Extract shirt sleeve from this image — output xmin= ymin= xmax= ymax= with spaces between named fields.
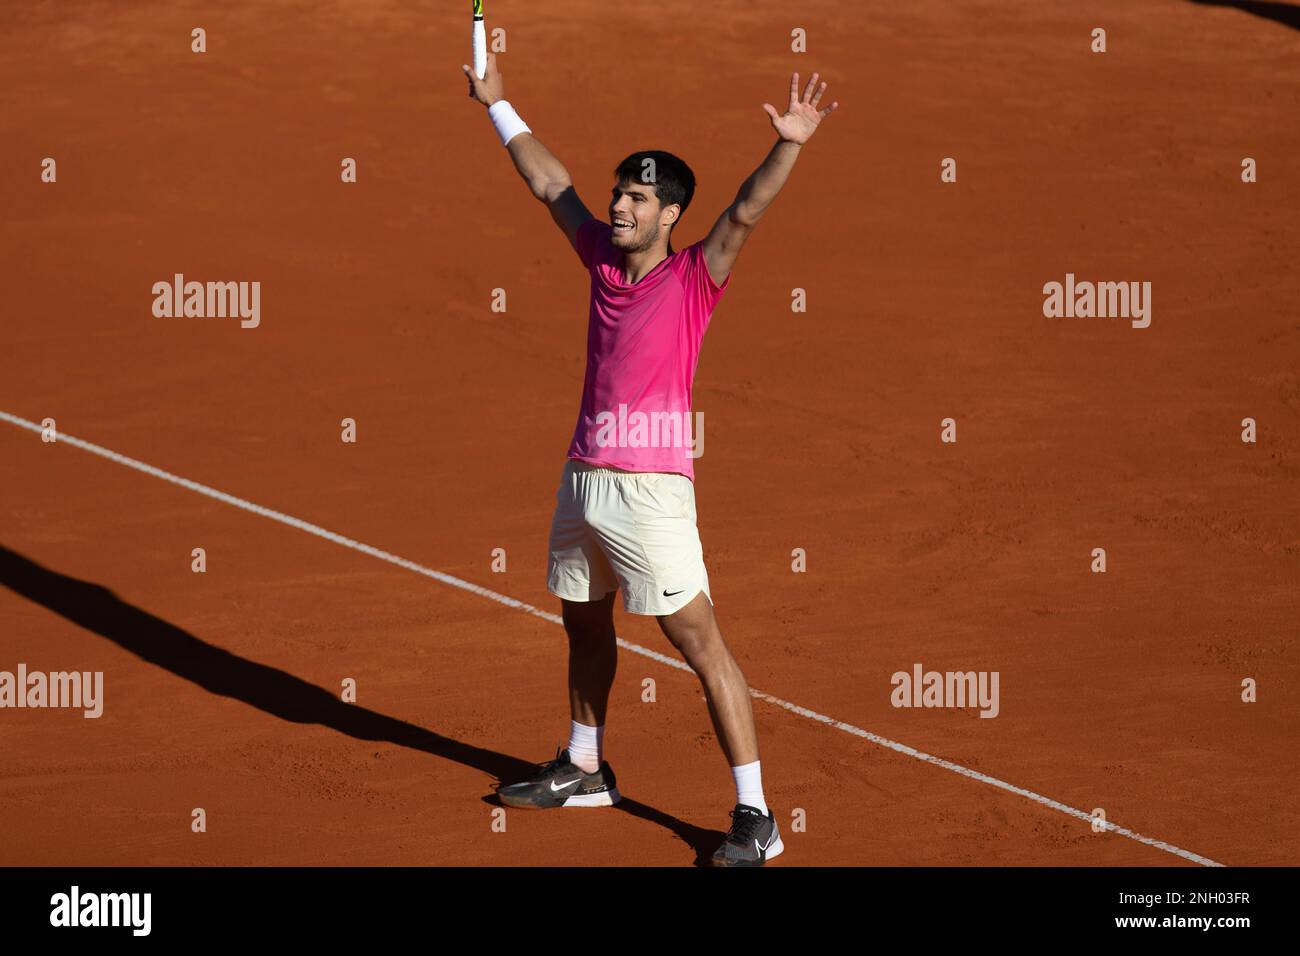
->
xmin=674 ymin=240 xmax=731 ymax=330
xmin=575 ymin=218 xmax=612 ymax=271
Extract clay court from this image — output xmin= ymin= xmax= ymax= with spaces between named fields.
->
xmin=1 ymin=0 xmax=1297 ymax=867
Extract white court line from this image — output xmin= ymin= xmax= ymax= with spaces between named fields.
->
xmin=0 ymin=410 xmax=1224 ymax=867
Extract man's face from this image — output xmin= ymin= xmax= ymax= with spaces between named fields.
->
xmin=609 ymin=179 xmax=676 ymax=252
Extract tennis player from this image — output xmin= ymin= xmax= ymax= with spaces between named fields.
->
xmin=463 ymin=52 xmax=837 ymax=866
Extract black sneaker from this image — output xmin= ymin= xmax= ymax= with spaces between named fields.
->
xmin=711 ymin=803 xmax=784 ymax=866
xmin=495 ymin=747 xmax=621 ymax=809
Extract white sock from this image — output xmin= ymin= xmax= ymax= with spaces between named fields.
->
xmin=567 ymin=720 xmax=603 ymax=773
xmin=731 ymin=760 xmax=768 ymax=815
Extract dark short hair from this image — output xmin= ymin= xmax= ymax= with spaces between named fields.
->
xmin=614 ymin=150 xmax=696 ymax=226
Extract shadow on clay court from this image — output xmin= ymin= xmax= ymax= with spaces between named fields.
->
xmin=1187 ymin=0 xmax=1300 ymax=30
xmin=0 ymin=544 xmax=724 ymax=864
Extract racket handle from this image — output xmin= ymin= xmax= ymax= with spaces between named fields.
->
xmin=472 ymin=18 xmax=487 ymax=80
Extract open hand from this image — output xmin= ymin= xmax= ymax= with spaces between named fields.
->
xmin=763 ymin=72 xmax=839 ymax=145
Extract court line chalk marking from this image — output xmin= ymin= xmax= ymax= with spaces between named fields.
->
xmin=0 ymin=410 xmax=1224 ymax=867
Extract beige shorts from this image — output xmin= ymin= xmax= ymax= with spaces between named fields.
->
xmin=547 ymin=459 xmax=711 ymax=616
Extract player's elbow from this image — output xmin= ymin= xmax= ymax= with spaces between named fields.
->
xmin=728 ymin=202 xmax=762 ymax=229
xmin=534 ymin=176 xmax=572 ymax=205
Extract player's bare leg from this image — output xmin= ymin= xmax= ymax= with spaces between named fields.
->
xmin=655 ymin=592 xmax=758 ymax=766
xmin=562 ymin=593 xmax=618 ymax=728
xmin=493 ymin=593 xmax=622 ymax=809
xmin=658 ymin=591 xmax=782 ymax=864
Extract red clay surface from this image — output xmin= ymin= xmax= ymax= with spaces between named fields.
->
xmin=1 ymin=0 xmax=1297 ymax=866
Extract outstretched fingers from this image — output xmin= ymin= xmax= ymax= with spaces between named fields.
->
xmin=776 ymin=71 xmax=841 ymax=131
xmin=802 ymin=72 xmax=820 ymax=104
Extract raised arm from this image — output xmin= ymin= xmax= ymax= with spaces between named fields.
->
xmin=463 ymin=54 xmax=593 ymax=252
xmin=702 ymin=72 xmax=839 ymax=286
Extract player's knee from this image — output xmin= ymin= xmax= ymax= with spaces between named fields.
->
xmin=562 ymin=600 xmax=614 ymax=644
xmin=564 ymin=620 xmax=609 ymax=645
xmin=661 ymin=621 xmax=714 ymax=661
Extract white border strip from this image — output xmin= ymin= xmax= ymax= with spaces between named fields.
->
xmin=0 ymin=410 xmax=1224 ymax=867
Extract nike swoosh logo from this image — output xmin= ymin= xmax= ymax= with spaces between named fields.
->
xmin=550 ymin=778 xmax=582 ymax=792
xmin=663 ymin=589 xmax=684 ymax=597
xmin=755 ymin=832 xmax=775 ymax=854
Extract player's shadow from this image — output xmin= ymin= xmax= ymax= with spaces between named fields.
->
xmin=1187 ymin=0 xmax=1300 ymax=30
xmin=478 ymin=793 xmax=722 ymax=866
xmin=0 ymin=544 xmax=722 ymax=865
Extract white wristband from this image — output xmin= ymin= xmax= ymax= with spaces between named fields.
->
xmin=488 ymin=100 xmax=531 ymax=147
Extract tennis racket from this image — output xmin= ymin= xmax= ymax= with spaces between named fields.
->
xmin=472 ymin=0 xmax=487 ymax=80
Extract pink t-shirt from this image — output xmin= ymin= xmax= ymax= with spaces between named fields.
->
xmin=566 ymin=218 xmax=730 ymax=481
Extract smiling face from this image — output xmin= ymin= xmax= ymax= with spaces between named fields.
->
xmin=609 ymin=178 xmax=679 ymax=253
